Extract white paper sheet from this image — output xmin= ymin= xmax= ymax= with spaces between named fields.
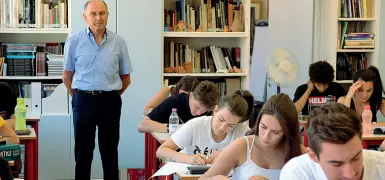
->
xmin=151 ymin=162 xmax=191 ymax=177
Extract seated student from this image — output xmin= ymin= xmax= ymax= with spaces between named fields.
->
xmin=0 ymin=116 xmax=19 ymax=144
xmin=0 ymin=157 xmax=14 ymax=180
xmin=156 ymin=90 xmax=254 ymax=165
xmin=0 ymin=82 xmax=16 ymax=130
xmin=279 ymin=103 xmax=385 ymax=180
xmin=143 ymin=76 xmax=199 ymax=115
xmin=138 ymin=80 xmax=219 ymax=133
xmin=199 ymin=93 xmax=304 ymax=180
xmin=293 ymin=61 xmax=345 ymax=115
xmin=338 ymin=66 xmax=385 ymax=122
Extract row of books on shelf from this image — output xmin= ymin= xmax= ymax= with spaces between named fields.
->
xmin=164 ymin=0 xmax=243 ymax=32
xmin=0 ymin=0 xmax=68 ymax=28
xmin=338 ymin=21 xmax=374 ymax=49
xmin=336 ymin=52 xmax=367 ymax=80
xmin=0 ymin=42 xmax=64 ymax=76
xmin=164 ymin=42 xmax=241 ymax=74
xmin=340 ymin=0 xmax=373 ymax=18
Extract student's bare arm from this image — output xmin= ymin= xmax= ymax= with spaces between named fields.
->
xmin=156 ymin=138 xmax=192 ymax=164
xmin=143 ymin=87 xmax=170 ymax=115
xmin=337 ymin=96 xmax=352 ymax=108
xmin=199 ymin=137 xmax=248 ymax=180
xmin=0 ymin=124 xmax=19 ymax=144
xmin=137 ymin=116 xmax=168 ymax=133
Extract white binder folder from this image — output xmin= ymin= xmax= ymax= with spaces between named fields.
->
xmin=29 ymin=82 xmax=42 ymax=119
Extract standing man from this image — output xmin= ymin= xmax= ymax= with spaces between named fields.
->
xmin=62 ymin=0 xmax=133 ymax=179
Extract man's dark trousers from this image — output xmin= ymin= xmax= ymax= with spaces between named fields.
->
xmin=72 ymin=90 xmax=122 ymax=180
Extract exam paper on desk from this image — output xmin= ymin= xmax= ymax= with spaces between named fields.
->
xmin=151 ymin=162 xmax=211 ymax=177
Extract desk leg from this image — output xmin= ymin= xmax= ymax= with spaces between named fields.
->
xmin=145 ymin=133 xmax=151 ymax=179
xmin=151 ymin=136 xmax=159 ymax=176
xmin=27 ymin=121 xmax=39 ymax=180
xmin=362 ymin=140 xmax=368 ymax=149
xmin=22 ymin=140 xmax=35 ymax=180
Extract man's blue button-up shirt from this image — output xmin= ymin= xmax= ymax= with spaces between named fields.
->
xmin=63 ymin=28 xmax=133 ymax=91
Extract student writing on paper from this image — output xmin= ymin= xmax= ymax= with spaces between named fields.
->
xmin=199 ymin=94 xmax=305 ymax=180
xmin=293 ymin=61 xmax=345 ymax=116
xmin=156 ymin=90 xmax=254 ymax=165
xmin=337 ymin=66 xmax=385 ymax=123
xmin=143 ymin=76 xmax=199 ymax=115
xmin=138 ymin=81 xmax=219 ymax=133
xmin=279 ymin=103 xmax=385 ymax=180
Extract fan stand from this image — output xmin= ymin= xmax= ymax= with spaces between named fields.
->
xmin=275 ymin=60 xmax=291 ymax=94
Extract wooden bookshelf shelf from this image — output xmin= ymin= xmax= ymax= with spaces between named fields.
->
xmin=0 ymin=28 xmax=69 ymax=34
xmin=337 ymin=18 xmax=376 ymax=21
xmin=163 ymin=32 xmax=248 ymax=38
xmin=0 ymin=76 xmax=62 ymax=80
xmin=163 ymin=73 xmax=248 ymax=77
xmin=337 ymin=49 xmax=375 ymax=53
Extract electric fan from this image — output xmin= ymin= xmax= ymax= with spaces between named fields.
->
xmin=266 ymin=48 xmax=300 ymax=94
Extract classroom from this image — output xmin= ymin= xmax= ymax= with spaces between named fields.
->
xmin=1 ymin=0 xmax=385 ymax=179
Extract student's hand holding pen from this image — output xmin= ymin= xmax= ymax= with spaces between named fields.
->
xmin=187 ymin=153 xmax=207 ymax=165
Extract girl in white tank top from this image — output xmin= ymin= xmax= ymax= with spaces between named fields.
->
xmin=231 ymin=135 xmax=281 ymax=180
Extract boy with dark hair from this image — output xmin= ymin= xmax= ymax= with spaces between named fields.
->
xmin=293 ymin=61 xmax=346 ymax=115
xmin=280 ymin=103 xmax=385 ymax=180
xmin=138 ymin=80 xmax=219 ymax=133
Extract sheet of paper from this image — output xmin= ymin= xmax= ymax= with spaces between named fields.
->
xmin=151 ymin=162 xmax=191 ymax=177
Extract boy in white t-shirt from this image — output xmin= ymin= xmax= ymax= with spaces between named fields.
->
xmin=280 ymin=103 xmax=385 ymax=180
xmin=156 ymin=90 xmax=254 ymax=165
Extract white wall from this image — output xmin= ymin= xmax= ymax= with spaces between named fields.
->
xmin=116 ymin=0 xmax=163 ymax=168
xmin=267 ymin=0 xmax=314 ymax=98
xmin=376 ymin=0 xmax=385 ymax=122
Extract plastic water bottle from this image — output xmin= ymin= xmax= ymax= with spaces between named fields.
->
xmin=169 ymin=108 xmax=180 ymax=135
xmin=362 ymin=105 xmax=373 ymax=135
xmin=14 ymin=98 xmax=27 ymax=131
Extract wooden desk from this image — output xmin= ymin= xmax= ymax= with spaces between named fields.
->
xmin=176 ymin=171 xmax=200 ymax=180
xmin=19 ymin=127 xmax=38 ymax=180
xmin=304 ymin=122 xmax=385 ymax=149
xmin=151 ymin=132 xmax=169 ymax=144
xmin=362 ymin=134 xmax=385 ymax=149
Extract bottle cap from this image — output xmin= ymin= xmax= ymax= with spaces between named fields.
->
xmin=172 ymin=108 xmax=177 ymax=112
xmin=17 ymin=98 xmax=24 ymax=104
xmin=364 ymin=105 xmax=370 ymax=110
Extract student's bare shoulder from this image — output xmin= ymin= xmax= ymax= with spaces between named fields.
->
xmin=337 ymin=96 xmax=346 ymax=103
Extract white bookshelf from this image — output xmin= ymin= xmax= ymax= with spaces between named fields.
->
xmin=0 ymin=28 xmax=70 ymax=34
xmin=162 ymin=0 xmax=251 ymax=91
xmin=0 ymin=0 xmax=71 ymax=79
xmin=321 ymin=0 xmax=380 ymax=83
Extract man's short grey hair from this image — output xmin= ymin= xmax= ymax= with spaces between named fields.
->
xmin=84 ymin=0 xmax=108 ymax=11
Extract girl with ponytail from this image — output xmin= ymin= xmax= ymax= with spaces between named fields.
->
xmin=337 ymin=66 xmax=385 ymax=122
